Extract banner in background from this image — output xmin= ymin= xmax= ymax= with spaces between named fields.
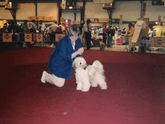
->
xmin=27 ymin=16 xmax=36 ymax=21
xmin=37 ymin=34 xmax=43 ymax=42
xmin=45 ymin=16 xmax=54 ymax=21
xmin=3 ymin=33 xmax=12 ymax=42
xmin=56 ymin=34 xmax=66 ymax=42
xmin=94 ymin=18 xmax=99 ymax=23
xmin=25 ymin=33 xmax=32 ymax=42
xmin=35 ymin=16 xmax=45 ymax=21
xmin=27 ymin=16 xmax=54 ymax=21
xmin=99 ymin=18 xmax=109 ymax=23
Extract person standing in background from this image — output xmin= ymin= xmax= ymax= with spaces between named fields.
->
xmin=38 ymin=20 xmax=46 ymax=33
xmin=62 ymin=23 xmax=68 ymax=34
xmin=29 ymin=19 xmax=37 ymax=33
xmin=103 ymin=24 xmax=107 ymax=45
xmin=8 ymin=20 xmax=15 ymax=33
xmin=125 ymin=22 xmax=134 ymax=44
xmin=2 ymin=23 xmax=8 ymax=32
xmin=19 ymin=20 xmax=29 ymax=42
xmin=125 ymin=22 xmax=135 ymax=52
xmin=82 ymin=19 xmax=92 ymax=50
xmin=49 ymin=21 xmax=58 ymax=33
xmin=22 ymin=20 xmax=29 ymax=33
xmin=107 ymin=25 xmax=115 ymax=47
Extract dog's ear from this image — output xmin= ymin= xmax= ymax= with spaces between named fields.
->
xmin=82 ymin=60 xmax=87 ymax=70
xmin=84 ymin=66 xmax=87 ymax=70
xmin=72 ymin=63 xmax=77 ymax=69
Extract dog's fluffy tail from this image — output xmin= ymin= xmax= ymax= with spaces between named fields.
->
xmin=92 ymin=60 xmax=104 ymax=74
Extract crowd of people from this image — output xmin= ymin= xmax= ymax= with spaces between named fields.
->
xmin=0 ymin=20 xmax=68 ymax=35
xmin=85 ymin=22 xmax=135 ymax=50
xmin=0 ymin=19 xmax=69 ymax=44
xmin=0 ymin=19 xmax=137 ymax=52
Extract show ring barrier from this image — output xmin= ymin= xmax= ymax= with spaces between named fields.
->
xmin=1 ymin=33 xmax=85 ymax=49
xmin=3 ymin=33 xmax=12 ymax=42
xmin=55 ymin=34 xmax=66 ymax=42
xmin=25 ymin=33 xmax=32 ymax=42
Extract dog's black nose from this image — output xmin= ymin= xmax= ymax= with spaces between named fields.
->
xmin=80 ymin=62 xmax=82 ymax=65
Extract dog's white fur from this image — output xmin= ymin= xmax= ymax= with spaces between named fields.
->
xmin=72 ymin=57 xmax=107 ymax=92
xmin=87 ymin=60 xmax=107 ymax=90
xmin=72 ymin=57 xmax=90 ymax=92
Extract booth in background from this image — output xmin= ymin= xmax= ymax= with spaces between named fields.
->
xmin=151 ymin=37 xmax=165 ymax=47
xmin=129 ymin=37 xmax=141 ymax=46
xmin=137 ymin=18 xmax=149 ymax=36
xmin=153 ymin=26 xmax=162 ymax=37
xmin=116 ymin=37 xmax=124 ymax=45
xmin=131 ymin=21 xmax=146 ymax=44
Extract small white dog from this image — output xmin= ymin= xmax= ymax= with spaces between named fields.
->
xmin=72 ymin=57 xmax=107 ymax=92
xmin=86 ymin=60 xmax=107 ymax=90
xmin=72 ymin=57 xmax=91 ymax=92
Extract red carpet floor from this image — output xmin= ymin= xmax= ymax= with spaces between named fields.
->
xmin=0 ymin=47 xmax=165 ymax=124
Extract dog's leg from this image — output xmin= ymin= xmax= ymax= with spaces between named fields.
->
xmin=76 ymin=82 xmax=83 ymax=90
xmin=99 ymin=80 xmax=108 ymax=90
xmin=82 ymin=83 xmax=90 ymax=92
xmin=95 ymin=74 xmax=107 ymax=90
xmin=91 ymin=81 xmax=98 ymax=87
xmin=82 ymin=79 xmax=90 ymax=92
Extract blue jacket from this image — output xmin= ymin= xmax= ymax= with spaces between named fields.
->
xmin=48 ymin=35 xmax=82 ymax=80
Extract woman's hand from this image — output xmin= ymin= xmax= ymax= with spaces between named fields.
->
xmin=71 ymin=47 xmax=84 ymax=59
xmin=77 ymin=48 xmax=84 ymax=55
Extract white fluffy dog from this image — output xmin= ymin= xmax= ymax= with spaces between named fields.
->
xmin=72 ymin=57 xmax=107 ymax=92
xmin=72 ymin=57 xmax=91 ymax=92
xmin=86 ymin=60 xmax=107 ymax=90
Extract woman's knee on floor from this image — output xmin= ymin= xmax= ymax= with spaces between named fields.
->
xmin=56 ymin=81 xmax=65 ymax=87
xmin=52 ymin=75 xmax=65 ymax=87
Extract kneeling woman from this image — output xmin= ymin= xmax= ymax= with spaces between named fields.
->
xmin=41 ymin=24 xmax=84 ymax=87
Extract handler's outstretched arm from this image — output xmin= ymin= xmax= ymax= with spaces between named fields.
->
xmin=71 ymin=47 xmax=84 ymax=59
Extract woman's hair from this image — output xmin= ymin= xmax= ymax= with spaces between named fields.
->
xmin=68 ymin=24 xmax=80 ymax=37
